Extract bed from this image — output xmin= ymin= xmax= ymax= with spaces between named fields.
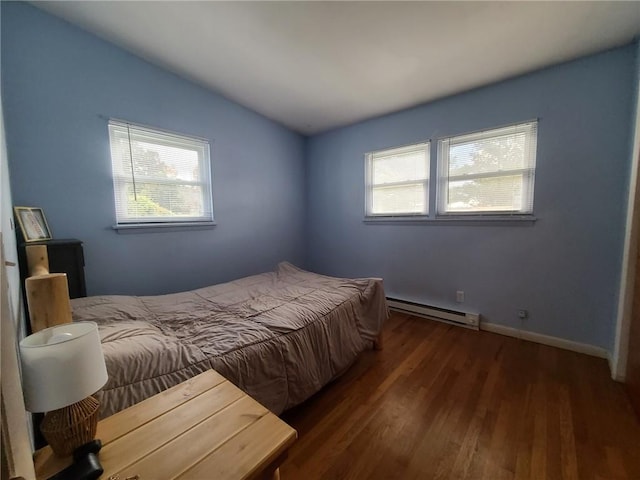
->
xmin=68 ymin=262 xmax=388 ymax=418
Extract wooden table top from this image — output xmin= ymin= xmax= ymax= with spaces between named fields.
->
xmin=34 ymin=370 xmax=298 ymax=480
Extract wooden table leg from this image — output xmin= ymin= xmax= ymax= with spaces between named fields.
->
xmin=260 ymin=453 xmax=287 ymax=479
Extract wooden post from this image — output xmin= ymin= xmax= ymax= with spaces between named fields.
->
xmin=26 ymin=245 xmax=49 ymax=277
xmin=24 ymin=245 xmax=72 ymax=333
xmin=25 ymin=274 xmax=72 ymax=333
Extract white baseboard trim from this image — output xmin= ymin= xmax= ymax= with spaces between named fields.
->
xmin=480 ymin=321 xmax=608 ymax=359
xmin=608 ymin=351 xmax=626 ymax=382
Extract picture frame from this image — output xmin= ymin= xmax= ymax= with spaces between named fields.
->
xmin=14 ymin=206 xmax=52 ymax=242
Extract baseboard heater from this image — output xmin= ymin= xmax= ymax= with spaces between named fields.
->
xmin=386 ymin=297 xmax=480 ymax=330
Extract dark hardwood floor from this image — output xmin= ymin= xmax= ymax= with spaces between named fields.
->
xmin=280 ymin=312 xmax=640 ymax=479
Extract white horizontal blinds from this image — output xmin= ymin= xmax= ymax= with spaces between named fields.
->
xmin=367 ymin=142 xmax=430 ymax=216
xmin=109 ymin=121 xmax=213 ymax=224
xmin=438 ymin=121 xmax=537 ymax=215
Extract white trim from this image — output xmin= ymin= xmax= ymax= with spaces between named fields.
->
xmin=364 ymin=142 xmax=430 ymax=217
xmin=436 ymin=120 xmax=537 ymax=216
xmin=108 ymin=120 xmax=214 ymax=227
xmin=113 ymin=221 xmax=216 ymax=230
xmin=436 ymin=117 xmax=540 ymax=143
xmin=106 ymin=117 xmax=210 ymax=143
xmin=480 ymin=321 xmax=608 ymax=359
xmin=612 ymin=66 xmax=640 ymax=382
xmin=363 ymin=216 xmax=536 ymax=225
xmin=608 ymin=352 xmax=625 ymax=382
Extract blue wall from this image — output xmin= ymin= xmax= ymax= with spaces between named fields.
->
xmin=1 ymin=2 xmax=306 ymax=295
xmin=305 ymin=45 xmax=637 ymax=349
xmin=3 ymin=3 xmax=638 ymax=350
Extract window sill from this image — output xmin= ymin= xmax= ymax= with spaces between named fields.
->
xmin=112 ymin=221 xmax=217 ymax=233
xmin=363 ymin=216 xmax=537 ymax=226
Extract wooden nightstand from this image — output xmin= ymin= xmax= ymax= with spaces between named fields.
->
xmin=33 ymin=370 xmax=297 ymax=479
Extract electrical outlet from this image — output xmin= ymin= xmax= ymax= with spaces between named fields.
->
xmin=456 ymin=290 xmax=465 ymax=303
xmin=517 ymin=309 xmax=528 ymax=319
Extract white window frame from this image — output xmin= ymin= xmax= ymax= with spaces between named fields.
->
xmin=108 ymin=120 xmax=214 ymax=228
xmin=437 ymin=121 xmax=537 ymax=217
xmin=365 ymin=142 xmax=430 ymax=218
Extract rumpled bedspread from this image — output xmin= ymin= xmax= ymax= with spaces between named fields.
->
xmin=71 ymin=262 xmax=388 ymax=418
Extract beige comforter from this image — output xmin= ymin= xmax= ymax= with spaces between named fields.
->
xmin=71 ymin=263 xmax=387 ymax=418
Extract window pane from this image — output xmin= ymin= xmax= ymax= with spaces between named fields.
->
xmin=372 ymin=184 xmax=426 ymax=215
xmin=373 ymin=150 xmax=427 ymax=184
xmin=124 ymin=182 xmax=205 ymax=218
xmin=446 ymin=175 xmax=524 ymax=212
xmin=438 ymin=121 xmax=537 ymax=216
xmin=109 ymin=120 xmax=213 ymax=225
xmin=132 ymin=142 xmax=200 ymax=182
xmin=366 ymin=142 xmax=430 ymax=217
xmin=449 ymin=132 xmax=528 ymax=177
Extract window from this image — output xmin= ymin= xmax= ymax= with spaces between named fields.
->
xmin=365 ymin=143 xmax=430 ymax=217
xmin=108 ymin=120 xmax=213 ymax=226
xmin=437 ymin=121 xmax=537 ymax=216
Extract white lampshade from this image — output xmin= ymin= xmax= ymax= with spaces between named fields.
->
xmin=19 ymin=322 xmax=108 ymax=413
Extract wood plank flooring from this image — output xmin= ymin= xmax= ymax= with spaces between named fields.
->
xmin=280 ymin=312 xmax=640 ymax=479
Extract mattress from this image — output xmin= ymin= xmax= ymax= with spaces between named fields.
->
xmin=71 ymin=262 xmax=388 ymax=418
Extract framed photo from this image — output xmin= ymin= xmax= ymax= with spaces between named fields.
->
xmin=14 ymin=207 xmax=52 ymax=242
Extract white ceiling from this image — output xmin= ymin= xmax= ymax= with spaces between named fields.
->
xmin=33 ymin=1 xmax=640 ymax=135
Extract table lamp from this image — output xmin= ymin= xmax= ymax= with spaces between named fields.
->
xmin=19 ymin=321 xmax=108 ymax=456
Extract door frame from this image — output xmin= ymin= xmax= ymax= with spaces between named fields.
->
xmin=612 ymin=66 xmax=640 ymax=381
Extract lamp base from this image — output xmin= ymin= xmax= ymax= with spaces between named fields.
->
xmin=40 ymin=396 xmax=100 ymax=456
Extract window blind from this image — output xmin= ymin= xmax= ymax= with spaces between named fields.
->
xmin=366 ymin=143 xmax=430 ymax=216
xmin=437 ymin=122 xmax=537 ymax=215
xmin=108 ymin=121 xmax=213 ymax=225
